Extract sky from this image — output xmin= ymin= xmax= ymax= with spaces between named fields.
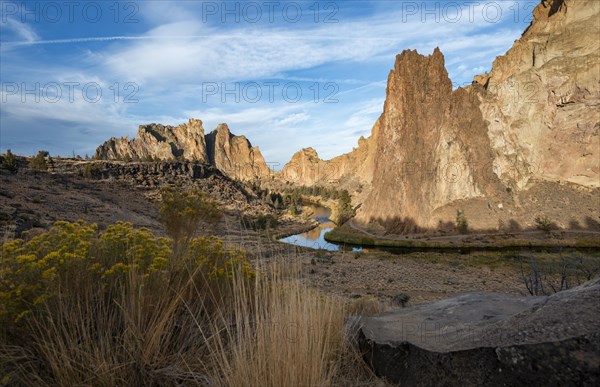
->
xmin=0 ymin=0 xmax=538 ymax=167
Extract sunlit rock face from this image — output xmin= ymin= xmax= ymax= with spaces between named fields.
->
xmin=354 ymin=48 xmax=504 ymax=232
xmin=476 ymin=0 xmax=600 ymax=189
xmin=96 ymin=119 xmax=209 ymax=163
xmin=353 ymin=0 xmax=600 ymax=233
xmin=205 ymin=123 xmax=271 ymax=181
xmin=281 ymin=118 xmax=379 ymax=188
xmin=95 ymin=119 xmax=271 ymax=181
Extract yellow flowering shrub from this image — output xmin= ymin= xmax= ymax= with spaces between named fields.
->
xmin=186 ymin=236 xmax=255 ymax=281
xmin=0 ymin=221 xmax=254 ymax=325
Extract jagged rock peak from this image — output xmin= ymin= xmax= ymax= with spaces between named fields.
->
xmin=95 ymin=119 xmax=270 ymax=181
xmin=353 ymin=0 xmax=599 ymax=234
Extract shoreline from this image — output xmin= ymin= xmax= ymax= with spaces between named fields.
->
xmin=325 ymin=222 xmax=600 ymax=251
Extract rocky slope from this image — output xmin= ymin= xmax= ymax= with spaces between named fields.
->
xmin=0 ymin=157 xmax=274 ymax=241
xmin=96 ymin=119 xmax=270 ymax=181
xmin=352 ymin=0 xmax=600 ymax=234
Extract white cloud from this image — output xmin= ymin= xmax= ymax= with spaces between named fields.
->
xmin=1 ymin=18 xmax=38 ymax=42
xmin=276 ymin=113 xmax=311 ymax=126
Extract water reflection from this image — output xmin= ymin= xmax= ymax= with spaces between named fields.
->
xmin=278 ymin=204 xmax=361 ymax=251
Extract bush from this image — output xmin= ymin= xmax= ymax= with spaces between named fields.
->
xmin=158 ymin=187 xmax=222 ymax=244
xmin=82 ymin=163 xmax=101 ymax=178
xmin=2 ymin=149 xmax=18 ymax=173
xmin=0 ymin=221 xmax=256 ymax=385
xmin=391 ymin=293 xmax=410 ymax=308
xmin=519 ymin=252 xmax=600 ymax=296
xmin=456 ymin=210 xmax=468 ymax=234
xmin=240 ymin=213 xmax=278 ymax=230
xmin=0 ymin=221 xmax=363 ymax=386
xmin=534 ymin=215 xmax=556 ymax=232
xmin=29 ymin=150 xmax=49 ymax=171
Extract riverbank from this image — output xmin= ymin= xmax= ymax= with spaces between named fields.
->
xmin=325 ymin=222 xmax=600 ymax=250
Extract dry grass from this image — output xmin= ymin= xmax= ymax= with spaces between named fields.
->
xmin=347 ymin=296 xmax=387 ymax=317
xmin=208 ymin=260 xmax=346 ymax=386
xmin=1 ymin=226 xmax=376 ymax=386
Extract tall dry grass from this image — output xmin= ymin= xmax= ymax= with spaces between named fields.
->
xmin=1 ymin=222 xmax=372 ymax=386
xmin=208 ymin=260 xmax=346 ymax=386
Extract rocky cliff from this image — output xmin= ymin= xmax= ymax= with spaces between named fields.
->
xmin=281 ymin=118 xmax=379 ymax=189
xmin=353 ymin=0 xmax=600 ymax=234
xmin=205 ymin=123 xmax=271 ymax=181
xmin=96 ymin=119 xmax=270 ymax=181
xmin=476 ymin=0 xmax=599 ymax=189
xmin=96 ymin=119 xmax=208 ymax=163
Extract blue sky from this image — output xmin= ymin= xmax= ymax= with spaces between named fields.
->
xmin=1 ymin=0 xmax=537 ymax=166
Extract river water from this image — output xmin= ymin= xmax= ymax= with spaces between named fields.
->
xmin=278 ymin=204 xmax=361 ymax=251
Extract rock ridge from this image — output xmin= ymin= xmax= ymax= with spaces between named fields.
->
xmin=95 ymin=119 xmax=271 ymax=181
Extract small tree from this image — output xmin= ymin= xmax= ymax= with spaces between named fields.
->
xmin=29 ymin=151 xmax=49 ymax=171
xmin=158 ymin=187 xmax=222 ymax=249
xmin=332 ymin=190 xmax=353 ymax=225
xmin=2 ymin=149 xmax=18 ymax=173
xmin=456 ymin=210 xmax=468 ymax=234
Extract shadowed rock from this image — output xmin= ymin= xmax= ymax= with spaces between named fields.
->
xmin=354 ymin=278 xmax=600 ymax=386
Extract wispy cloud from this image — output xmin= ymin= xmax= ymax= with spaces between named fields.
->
xmin=1 ymin=17 xmax=38 ymax=43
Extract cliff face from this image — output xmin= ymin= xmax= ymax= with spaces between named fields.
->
xmin=476 ymin=0 xmax=600 ymax=189
xmin=96 ymin=119 xmax=270 ymax=181
xmin=354 ymin=0 xmax=600 ymax=233
xmin=96 ymin=119 xmax=209 ymax=163
xmin=205 ymin=124 xmax=271 ymax=181
xmin=281 ymin=118 xmax=379 ymax=188
xmin=355 ymin=49 xmax=505 ymax=231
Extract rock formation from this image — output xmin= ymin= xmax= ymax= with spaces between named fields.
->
xmin=354 ymin=278 xmax=600 ymax=386
xmin=96 ymin=119 xmax=271 ymax=181
xmin=205 ymin=123 xmax=271 ymax=182
xmin=96 ymin=119 xmax=208 ymax=163
xmin=476 ymin=0 xmax=600 ymax=189
xmin=281 ymin=118 xmax=379 ymax=188
xmin=351 ymin=0 xmax=600 ymax=233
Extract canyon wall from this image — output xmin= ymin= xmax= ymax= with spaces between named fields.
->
xmin=475 ymin=0 xmax=599 ymax=189
xmin=96 ymin=119 xmax=270 ymax=181
xmin=353 ymin=0 xmax=599 ymax=233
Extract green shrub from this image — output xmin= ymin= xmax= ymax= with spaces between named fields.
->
xmin=535 ymin=215 xmax=556 ymax=232
xmin=158 ymin=187 xmax=222 ymax=243
xmin=29 ymin=151 xmax=49 ymax=171
xmin=456 ymin=210 xmax=468 ymax=234
xmin=331 ymin=190 xmax=353 ymax=225
xmin=2 ymin=149 xmax=18 ymax=173
xmin=0 ymin=220 xmax=257 ymax=385
xmin=82 ymin=163 xmax=101 ymax=178
xmin=240 ymin=213 xmax=278 ymax=230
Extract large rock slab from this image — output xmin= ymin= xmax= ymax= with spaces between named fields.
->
xmin=355 ymin=279 xmax=600 ymax=386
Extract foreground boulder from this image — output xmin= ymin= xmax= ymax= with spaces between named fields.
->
xmin=355 ymin=279 xmax=600 ymax=386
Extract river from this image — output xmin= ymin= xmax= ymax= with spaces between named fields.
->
xmin=278 ymin=204 xmax=362 ymax=251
